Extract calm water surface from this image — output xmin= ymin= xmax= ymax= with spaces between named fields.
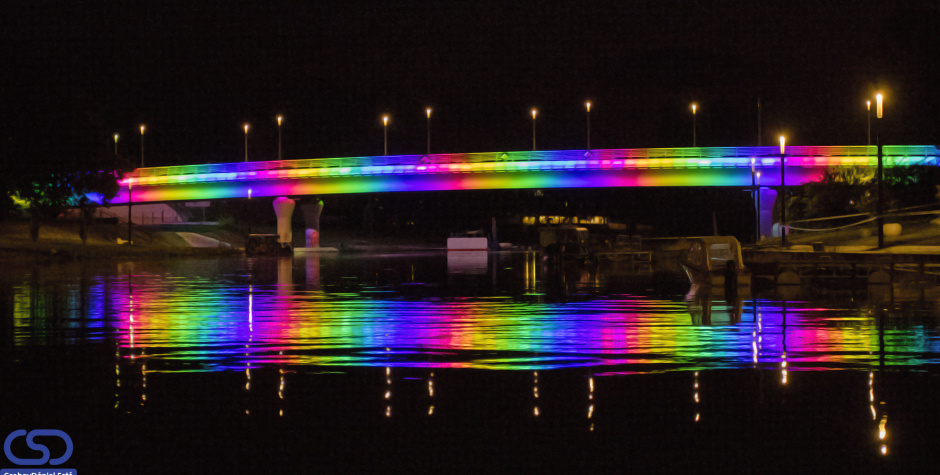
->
xmin=2 ymin=252 xmax=940 ymax=472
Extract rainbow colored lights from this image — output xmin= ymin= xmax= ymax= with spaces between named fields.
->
xmin=9 ymin=262 xmax=939 ymax=372
xmin=111 ymin=145 xmax=940 ymax=203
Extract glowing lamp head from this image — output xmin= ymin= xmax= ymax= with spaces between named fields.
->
xmin=248 ymin=188 xmax=252 ymax=199
xmin=691 ymin=103 xmax=697 ymax=114
xmin=140 ymin=125 xmax=145 ymax=135
xmin=531 ymin=108 xmax=537 ymax=119
xmin=426 ymin=108 xmax=431 ymax=119
xmin=277 ymin=115 xmax=283 ymax=126
xmin=585 ymin=101 xmax=591 ymax=112
xmin=383 ymin=115 xmax=389 ymax=126
xmin=876 ymin=93 xmax=883 ymax=119
xmin=867 ymin=100 xmax=871 ymax=111
xmin=244 ymin=123 xmax=250 ymax=134
xmin=779 ymin=135 xmax=786 ymax=155
xmin=114 ymin=133 xmax=119 ymax=143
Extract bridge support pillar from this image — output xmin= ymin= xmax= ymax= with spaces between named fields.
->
xmin=301 ymin=198 xmax=324 ymax=248
xmin=757 ymin=188 xmax=777 ymax=241
xmin=273 ymin=197 xmax=296 ymax=246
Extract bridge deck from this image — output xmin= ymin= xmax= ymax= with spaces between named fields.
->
xmin=112 ymin=145 xmax=939 ymax=203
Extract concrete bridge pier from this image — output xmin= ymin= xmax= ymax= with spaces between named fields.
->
xmin=301 ymin=198 xmax=324 ymax=248
xmin=757 ymin=188 xmax=777 ymax=241
xmin=273 ymin=197 xmax=296 ymax=247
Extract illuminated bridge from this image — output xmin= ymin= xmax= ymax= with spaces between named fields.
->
xmin=114 ymin=145 xmax=939 ymax=204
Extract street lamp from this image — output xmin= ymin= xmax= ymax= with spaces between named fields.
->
xmin=243 ymin=123 xmax=250 ymax=162
xmin=585 ymin=101 xmax=591 ymax=150
xmin=691 ymin=103 xmax=697 ymax=147
xmin=866 ymin=100 xmax=871 ymax=146
xmin=382 ymin=115 xmax=389 ymax=155
xmin=779 ymin=135 xmax=787 ymax=247
xmin=114 ymin=133 xmax=119 ymax=156
xmin=756 ymin=171 xmax=762 ymax=242
xmin=277 ymin=115 xmax=283 ymax=160
xmin=426 ymin=108 xmax=432 ymax=155
xmin=531 ymin=108 xmax=538 ymax=151
xmin=139 ymin=125 xmax=145 ymax=168
xmin=876 ymin=93 xmax=884 ymax=249
xmin=247 ymin=188 xmax=253 ymax=235
xmin=751 ymin=158 xmax=757 ymax=242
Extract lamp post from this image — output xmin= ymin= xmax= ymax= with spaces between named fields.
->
xmin=243 ymin=123 xmax=250 ymax=162
xmin=114 ymin=133 xmax=119 ymax=156
xmin=277 ymin=115 xmax=283 ymax=160
xmin=247 ymin=188 xmax=252 ymax=235
xmin=756 ymin=171 xmax=762 ymax=242
xmin=426 ymin=108 xmax=432 ymax=155
xmin=585 ymin=101 xmax=591 ymax=150
xmin=866 ymin=100 xmax=871 ymax=146
xmin=691 ymin=103 xmax=697 ymax=147
xmin=383 ymin=115 xmax=389 ymax=155
xmin=531 ymin=108 xmax=538 ymax=151
xmin=751 ymin=158 xmax=757 ymax=242
xmin=127 ymin=182 xmax=133 ymax=245
xmin=139 ymin=125 xmax=145 ymax=168
xmin=876 ymin=93 xmax=884 ymax=249
xmin=779 ymin=135 xmax=787 ymax=248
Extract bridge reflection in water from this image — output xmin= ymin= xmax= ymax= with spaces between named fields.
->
xmin=6 ymin=253 xmax=940 ymax=468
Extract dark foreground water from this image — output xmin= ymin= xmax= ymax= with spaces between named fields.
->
xmin=2 ymin=252 xmax=940 ymax=473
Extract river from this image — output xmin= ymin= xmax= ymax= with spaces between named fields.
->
xmin=2 ymin=252 xmax=939 ymax=472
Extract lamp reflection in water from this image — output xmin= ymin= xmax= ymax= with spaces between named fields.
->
xmin=279 ymin=350 xmax=286 ymax=418
xmin=587 ymin=375 xmax=594 ymax=431
xmin=752 ymin=299 xmax=762 ymax=366
xmin=428 ymin=371 xmax=435 ymax=416
xmin=245 ymin=282 xmax=253 ymax=415
xmin=878 ymin=405 xmax=888 ymax=455
xmin=693 ymin=371 xmax=700 ymax=423
xmin=871 ymin=373 xmax=888 ymax=456
xmin=533 ymin=371 xmax=539 ymax=417
xmin=385 ymin=365 xmax=392 ymax=418
xmin=781 ymin=300 xmax=788 ymax=385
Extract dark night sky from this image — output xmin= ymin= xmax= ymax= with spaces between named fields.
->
xmin=3 ymin=0 xmax=940 ymax=169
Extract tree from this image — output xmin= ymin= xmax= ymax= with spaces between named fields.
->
xmin=779 ymin=164 xmax=940 ymax=225
xmin=1 ymin=90 xmax=127 ymax=240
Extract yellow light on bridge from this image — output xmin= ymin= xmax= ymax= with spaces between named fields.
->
xmin=426 ymin=108 xmax=431 ymax=119
xmin=383 ymin=115 xmax=389 ymax=126
xmin=876 ymin=93 xmax=883 ymax=119
xmin=140 ymin=125 xmax=145 ymax=135
xmin=585 ymin=101 xmax=591 ymax=112
xmin=277 ymin=115 xmax=283 ymax=126
xmin=691 ymin=103 xmax=697 ymax=114
xmin=779 ymin=135 xmax=786 ymax=155
xmin=244 ymin=123 xmax=250 ymax=134
xmin=531 ymin=108 xmax=537 ymax=119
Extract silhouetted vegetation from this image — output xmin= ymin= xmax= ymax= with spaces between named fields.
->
xmin=779 ymin=164 xmax=940 ymax=223
xmin=1 ymin=91 xmax=127 ymax=239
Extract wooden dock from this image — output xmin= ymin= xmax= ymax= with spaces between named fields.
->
xmin=744 ymin=247 xmax=940 ymax=285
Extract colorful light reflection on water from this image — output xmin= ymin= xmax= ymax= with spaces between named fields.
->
xmin=7 ymin=254 xmax=940 ymax=373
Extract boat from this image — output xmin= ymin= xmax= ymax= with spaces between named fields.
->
xmin=678 ymin=236 xmax=751 ymax=288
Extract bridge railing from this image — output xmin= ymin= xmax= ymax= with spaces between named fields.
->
xmin=122 ymin=145 xmax=938 ymax=184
